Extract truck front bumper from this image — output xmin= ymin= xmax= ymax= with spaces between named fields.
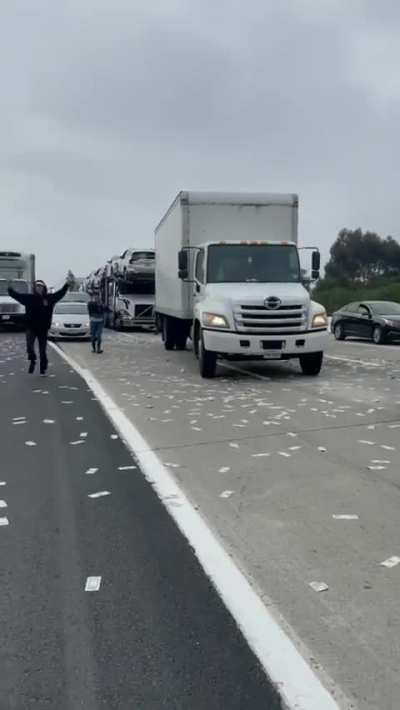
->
xmin=203 ymin=328 xmax=329 ymax=358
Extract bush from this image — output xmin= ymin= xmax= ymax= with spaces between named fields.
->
xmin=313 ymin=277 xmax=400 ymax=314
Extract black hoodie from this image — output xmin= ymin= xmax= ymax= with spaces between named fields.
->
xmin=8 ymin=283 xmax=69 ymax=331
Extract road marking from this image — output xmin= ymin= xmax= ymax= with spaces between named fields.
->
xmin=43 ymin=419 xmax=55 ymax=424
xmin=88 ymin=491 xmax=111 ymax=499
xmin=118 ymin=465 xmax=136 ymax=470
xmin=85 ymin=468 xmax=98 ymax=475
xmin=325 ymin=355 xmax=381 ymax=368
xmin=85 ymin=576 xmax=102 ymax=591
xmin=70 ymin=440 xmax=85 ymax=446
xmin=0 ymin=500 xmax=7 ymax=508
xmin=332 ymin=514 xmax=359 ymax=520
xmin=0 ymin=482 xmax=6 ymax=486
xmin=51 ymin=342 xmax=342 ymax=710
xmin=0 ymin=517 xmax=9 ymax=526
xmin=25 ymin=441 xmax=37 ymax=447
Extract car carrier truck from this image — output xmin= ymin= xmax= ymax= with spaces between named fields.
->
xmin=0 ymin=251 xmax=35 ymax=326
xmin=155 ymin=192 xmax=328 ymax=378
xmin=99 ymin=255 xmax=155 ymax=330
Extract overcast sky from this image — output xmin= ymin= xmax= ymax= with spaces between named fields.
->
xmin=1 ymin=0 xmax=399 ymax=285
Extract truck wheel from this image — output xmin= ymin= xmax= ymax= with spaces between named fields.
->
xmin=198 ymin=329 xmax=217 ymax=378
xmin=175 ymin=333 xmax=187 ymax=351
xmin=163 ymin=317 xmax=175 ymax=350
xmin=299 ymin=352 xmax=323 ymax=376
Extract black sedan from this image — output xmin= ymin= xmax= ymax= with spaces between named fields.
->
xmin=331 ymin=301 xmax=400 ymax=344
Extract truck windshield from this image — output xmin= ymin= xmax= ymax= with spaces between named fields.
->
xmin=207 ymin=244 xmax=300 ymax=283
xmin=0 ymin=280 xmax=29 ymax=295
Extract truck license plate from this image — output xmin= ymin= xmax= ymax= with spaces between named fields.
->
xmin=263 ymin=350 xmax=281 ymax=359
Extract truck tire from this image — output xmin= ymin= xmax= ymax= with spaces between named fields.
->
xmin=198 ymin=329 xmax=217 ymax=378
xmin=175 ymin=333 xmax=187 ymax=351
xmin=299 ymin=352 xmax=323 ymax=376
xmin=114 ymin=315 xmax=123 ymax=331
xmin=163 ymin=317 xmax=175 ymax=351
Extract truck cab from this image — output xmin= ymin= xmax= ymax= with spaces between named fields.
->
xmin=179 ymin=240 xmax=327 ymax=377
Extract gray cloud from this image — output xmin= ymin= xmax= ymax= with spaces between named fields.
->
xmin=1 ymin=0 xmax=400 ymax=282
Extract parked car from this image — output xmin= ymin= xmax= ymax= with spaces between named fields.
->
xmin=112 ymin=249 xmax=155 ymax=282
xmin=49 ymin=301 xmax=91 ymax=340
xmin=331 ymin=301 xmax=400 ymax=344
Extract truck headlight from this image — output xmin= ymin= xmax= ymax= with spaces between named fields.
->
xmin=53 ymin=322 xmax=60 ymax=328
xmin=202 ymin=312 xmax=229 ymax=328
xmin=312 ymin=312 xmax=328 ymax=328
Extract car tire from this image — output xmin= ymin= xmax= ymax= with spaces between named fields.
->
xmin=372 ymin=325 xmax=385 ymax=344
xmin=334 ymin=323 xmax=345 ymax=341
xmin=175 ymin=333 xmax=187 ymax=351
xmin=299 ymin=352 xmax=323 ymax=376
xmin=198 ymin=328 xmax=217 ymax=378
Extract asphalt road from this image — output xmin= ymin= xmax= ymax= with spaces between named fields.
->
xmin=0 ymin=332 xmax=279 ymax=710
xmin=58 ymin=329 xmax=400 ymax=710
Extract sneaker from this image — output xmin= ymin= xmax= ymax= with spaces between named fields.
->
xmin=28 ymin=361 xmax=36 ymax=374
xmin=97 ymin=349 xmax=103 ymax=354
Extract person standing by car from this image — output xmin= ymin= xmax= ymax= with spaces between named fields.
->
xmin=88 ymin=292 xmax=107 ymax=353
xmin=8 ymin=279 xmax=70 ymax=375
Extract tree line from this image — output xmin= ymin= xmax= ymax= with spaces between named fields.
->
xmin=314 ymin=228 xmax=400 ymax=313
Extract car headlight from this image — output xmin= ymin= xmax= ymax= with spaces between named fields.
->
xmin=202 ymin=312 xmax=229 ymax=328
xmin=384 ymin=319 xmax=400 ymax=328
xmin=52 ymin=322 xmax=60 ymax=328
xmin=312 ymin=312 xmax=328 ymax=328
xmin=84 ymin=322 xmax=90 ymax=328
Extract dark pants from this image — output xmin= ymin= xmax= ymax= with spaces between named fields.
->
xmin=26 ymin=329 xmax=48 ymax=371
xmin=90 ymin=320 xmax=104 ymax=350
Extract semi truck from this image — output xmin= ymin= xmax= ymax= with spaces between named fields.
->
xmin=155 ymin=192 xmax=328 ymax=378
xmin=98 ymin=256 xmax=155 ymax=330
xmin=0 ymin=251 xmax=35 ymax=326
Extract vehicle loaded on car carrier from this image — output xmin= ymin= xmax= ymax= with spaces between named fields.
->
xmin=0 ymin=251 xmax=35 ymax=327
xmin=155 ymin=192 xmax=329 ymax=378
xmin=99 ymin=254 xmax=155 ymax=331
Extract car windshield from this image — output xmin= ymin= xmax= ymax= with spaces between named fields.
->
xmin=130 ymin=252 xmax=155 ymax=262
xmin=369 ymin=302 xmax=400 ymax=316
xmin=207 ymin=244 xmax=300 ymax=283
xmin=54 ymin=304 xmax=88 ymax=314
xmin=0 ymin=280 xmax=29 ymax=295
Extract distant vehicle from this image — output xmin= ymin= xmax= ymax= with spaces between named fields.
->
xmin=155 ymin=191 xmax=327 ymax=378
xmin=0 ymin=251 xmax=35 ymax=326
xmin=112 ymin=249 xmax=155 ymax=283
xmin=49 ymin=301 xmax=91 ymax=340
xmin=331 ymin=301 xmax=400 ymax=344
xmin=99 ymin=265 xmax=155 ymax=331
xmin=61 ymin=292 xmax=89 ymax=304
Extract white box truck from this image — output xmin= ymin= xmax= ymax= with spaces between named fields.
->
xmin=155 ymin=192 xmax=328 ymax=378
xmin=0 ymin=251 xmax=35 ymax=326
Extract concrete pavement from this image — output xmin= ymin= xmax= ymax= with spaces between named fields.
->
xmin=59 ymin=329 xmax=400 ymax=710
xmin=0 ymin=332 xmax=279 ymax=710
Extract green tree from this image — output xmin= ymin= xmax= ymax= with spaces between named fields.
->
xmin=66 ymin=270 xmax=78 ymax=290
xmin=325 ymin=229 xmax=400 ymax=283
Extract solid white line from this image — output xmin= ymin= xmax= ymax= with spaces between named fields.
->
xmin=50 ymin=342 xmax=341 ymax=710
xmin=325 ymin=355 xmax=381 ymax=368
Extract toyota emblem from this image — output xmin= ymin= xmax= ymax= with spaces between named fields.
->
xmin=264 ymin=297 xmax=281 ymax=310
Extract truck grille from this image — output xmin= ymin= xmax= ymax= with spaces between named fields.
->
xmin=0 ymin=304 xmax=19 ymax=314
xmin=234 ymin=303 xmax=307 ymax=333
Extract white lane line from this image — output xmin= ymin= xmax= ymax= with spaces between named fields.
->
xmin=118 ymin=465 xmax=136 ymax=471
xmin=88 ymin=491 xmax=111 ymax=499
xmin=325 ymin=355 xmax=381 ymax=368
xmin=51 ymin=341 xmax=342 ymax=710
xmin=332 ymin=514 xmax=359 ymax=520
xmin=85 ymin=576 xmax=102 ymax=591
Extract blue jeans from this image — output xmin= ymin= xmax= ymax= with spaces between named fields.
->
xmin=90 ymin=320 xmax=104 ymax=350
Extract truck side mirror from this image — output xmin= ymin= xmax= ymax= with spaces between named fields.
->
xmin=178 ymin=250 xmax=188 ymax=280
xmin=311 ymin=251 xmax=320 ymax=281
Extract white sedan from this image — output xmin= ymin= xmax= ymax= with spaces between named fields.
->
xmin=112 ymin=249 xmax=155 ymax=282
xmin=49 ymin=302 xmax=91 ymax=340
